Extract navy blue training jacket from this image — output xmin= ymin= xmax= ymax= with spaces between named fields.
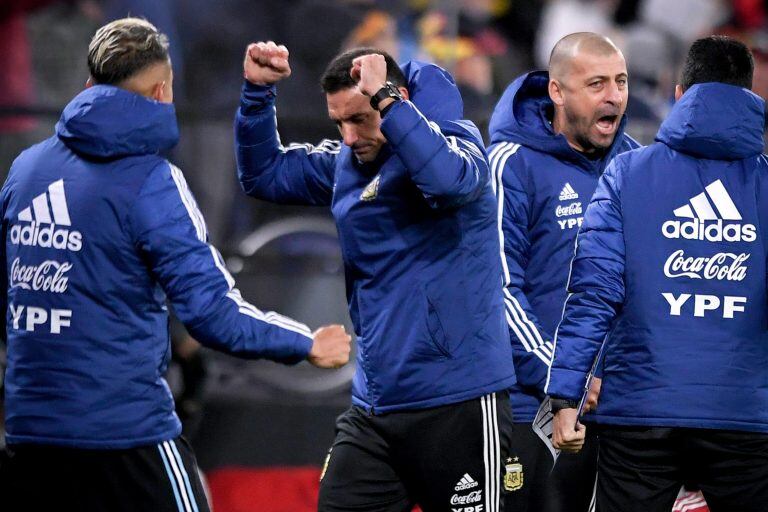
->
xmin=546 ymin=83 xmax=768 ymax=432
xmin=235 ymin=61 xmax=517 ymax=413
xmin=487 ymin=71 xmax=639 ymax=422
xmin=2 ymin=85 xmax=314 ymax=448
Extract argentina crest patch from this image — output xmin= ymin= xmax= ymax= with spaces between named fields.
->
xmin=504 ymin=457 xmax=523 ymax=491
xmin=360 ymin=174 xmax=381 ymax=201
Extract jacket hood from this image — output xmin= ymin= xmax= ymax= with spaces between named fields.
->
xmin=56 ymin=85 xmax=179 ymax=159
xmin=488 ymin=70 xmax=632 ymax=171
xmin=656 ymin=82 xmax=765 ymax=160
xmin=401 ymin=60 xmax=463 ymax=121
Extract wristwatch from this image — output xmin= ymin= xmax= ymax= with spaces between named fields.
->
xmin=550 ymin=397 xmax=580 ymax=413
xmin=370 ymin=81 xmax=403 ymax=111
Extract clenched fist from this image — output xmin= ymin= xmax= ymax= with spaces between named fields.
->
xmin=308 ymin=325 xmax=352 ymax=369
xmin=552 ymin=407 xmax=586 ymax=453
xmin=350 ymin=53 xmax=388 ymax=97
xmin=243 ymin=41 xmax=291 ymax=86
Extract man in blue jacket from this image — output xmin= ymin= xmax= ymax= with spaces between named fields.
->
xmin=548 ymin=35 xmax=768 ymax=512
xmin=488 ymin=32 xmax=638 ymax=512
xmin=0 ymin=18 xmax=352 ymax=511
xmin=237 ymin=41 xmax=517 ymax=511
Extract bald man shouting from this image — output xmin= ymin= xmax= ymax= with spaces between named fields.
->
xmin=487 ymin=33 xmax=639 ymax=511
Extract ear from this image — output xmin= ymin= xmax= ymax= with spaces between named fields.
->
xmin=549 ymin=79 xmax=564 ymax=106
xmin=85 ymin=77 xmax=94 ymax=89
xmin=674 ymin=84 xmax=684 ymax=101
xmin=151 ymin=81 xmax=166 ymax=102
xmin=398 ymin=86 xmax=409 ymax=101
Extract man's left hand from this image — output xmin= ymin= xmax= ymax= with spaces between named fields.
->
xmin=350 ymin=54 xmax=388 ymax=97
xmin=582 ymin=377 xmax=602 ymax=414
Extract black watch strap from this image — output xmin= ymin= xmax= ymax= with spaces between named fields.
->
xmin=370 ymin=81 xmax=403 ymax=111
xmin=550 ymin=397 xmax=580 ymax=413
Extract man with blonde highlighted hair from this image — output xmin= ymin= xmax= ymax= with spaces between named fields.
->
xmin=0 ymin=18 xmax=351 ymax=511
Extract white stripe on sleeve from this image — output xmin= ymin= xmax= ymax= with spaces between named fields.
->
xmin=168 ymin=163 xmax=312 ymax=339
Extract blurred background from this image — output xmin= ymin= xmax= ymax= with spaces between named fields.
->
xmin=0 ymin=0 xmax=766 ymax=510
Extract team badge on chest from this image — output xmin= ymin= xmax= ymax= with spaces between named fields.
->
xmin=360 ymin=174 xmax=381 ymax=201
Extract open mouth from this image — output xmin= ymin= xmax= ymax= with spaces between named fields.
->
xmin=595 ymin=114 xmax=618 ymax=133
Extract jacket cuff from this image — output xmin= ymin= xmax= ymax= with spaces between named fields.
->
xmin=281 ymin=333 xmax=313 ymax=365
xmin=380 ymin=100 xmax=421 ymax=146
xmin=545 ymin=367 xmax=588 ymax=401
xmin=240 ymin=81 xmax=277 ymax=116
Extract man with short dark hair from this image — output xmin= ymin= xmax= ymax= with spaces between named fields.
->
xmin=548 ymin=35 xmax=768 ymax=511
xmin=0 ymin=18 xmax=351 ymax=511
xmin=488 ymin=32 xmax=639 ymax=512
xmin=236 ymin=41 xmax=517 ymax=511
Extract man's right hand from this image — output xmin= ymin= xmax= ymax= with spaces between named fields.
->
xmin=552 ymin=407 xmax=586 ymax=453
xmin=243 ymin=41 xmax=291 ymax=85
xmin=308 ymin=325 xmax=352 ymax=369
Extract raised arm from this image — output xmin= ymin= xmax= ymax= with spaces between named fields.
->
xmin=235 ymin=42 xmax=337 ymax=206
xmin=354 ymin=53 xmax=489 ymax=209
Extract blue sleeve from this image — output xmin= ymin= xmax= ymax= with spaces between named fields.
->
xmin=130 ymin=162 xmax=313 ymax=364
xmin=545 ymin=159 xmax=626 ymax=400
xmin=0 ymin=218 xmax=6 ymax=344
xmin=381 ymin=100 xmax=489 ymax=209
xmin=491 ymin=143 xmax=553 ymax=395
xmin=234 ymin=82 xmax=336 ymax=206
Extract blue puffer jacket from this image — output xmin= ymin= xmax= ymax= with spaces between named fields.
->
xmin=546 ymin=83 xmax=768 ymax=432
xmin=235 ymin=61 xmax=517 ymax=413
xmin=487 ymin=71 xmax=639 ymax=422
xmin=3 ymin=85 xmax=314 ymax=449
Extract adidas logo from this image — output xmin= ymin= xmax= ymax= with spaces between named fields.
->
xmin=10 ymin=179 xmax=83 ymax=252
xmin=558 ymin=183 xmax=578 ymax=201
xmin=662 ymin=179 xmax=756 ymax=243
xmin=454 ymin=473 xmax=479 ymax=491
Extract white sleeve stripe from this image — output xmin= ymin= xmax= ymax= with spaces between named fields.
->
xmin=490 ymin=142 xmax=520 ymax=279
xmin=504 ymin=296 xmax=538 ymax=352
xmin=420 ymin=113 xmax=482 ymax=165
xmin=227 ymin=289 xmax=312 ymax=337
xmin=236 ymin=305 xmax=312 ymax=337
xmin=168 ymin=164 xmax=312 ymax=339
xmin=169 ymin=164 xmax=207 ymax=242
xmin=283 ymin=139 xmax=341 ymax=155
xmin=505 ymin=288 xmax=546 ymax=347
xmin=487 ymin=141 xmax=510 ymax=163
xmin=492 ymin=142 xmax=552 ymax=363
xmin=507 ymin=311 xmax=551 ymax=366
xmin=227 ymin=289 xmax=311 ymax=334
xmin=533 ymin=346 xmax=552 ymax=365
xmin=210 ymin=246 xmax=236 ymax=288
xmin=504 ymin=309 xmax=532 ymax=352
xmin=535 ymin=342 xmax=553 ymax=360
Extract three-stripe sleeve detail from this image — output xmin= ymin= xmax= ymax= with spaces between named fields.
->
xmin=168 ymin=163 xmax=312 ymax=338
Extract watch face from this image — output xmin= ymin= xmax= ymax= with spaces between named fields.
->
xmin=386 ymin=82 xmax=402 ymax=100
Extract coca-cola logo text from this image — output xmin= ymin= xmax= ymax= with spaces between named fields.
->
xmin=450 ymin=491 xmax=482 ymax=505
xmin=663 ymin=250 xmax=749 ymax=281
xmin=555 ymin=202 xmax=582 ymax=218
xmin=10 ymin=258 xmax=72 ymax=293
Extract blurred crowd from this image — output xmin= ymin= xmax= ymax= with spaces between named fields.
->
xmin=2 ymin=0 xmax=768 ymax=244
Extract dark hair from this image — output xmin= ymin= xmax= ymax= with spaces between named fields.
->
xmin=681 ymin=35 xmax=754 ymax=90
xmin=320 ymin=47 xmax=406 ymax=93
xmin=88 ymin=18 xmax=170 ymax=85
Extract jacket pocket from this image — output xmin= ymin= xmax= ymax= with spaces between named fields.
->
xmin=425 ymin=294 xmax=452 ymax=358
